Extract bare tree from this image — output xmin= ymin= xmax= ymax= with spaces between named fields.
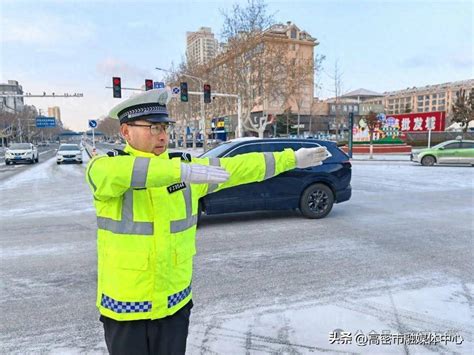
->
xmin=216 ymin=0 xmax=286 ymax=138
xmin=97 ymin=116 xmax=120 ymax=139
xmin=364 ymin=111 xmax=379 ymax=159
xmin=221 ymin=0 xmax=274 ymax=41
xmin=451 ymin=88 xmax=474 ymax=133
xmin=326 ymin=59 xmax=344 ymax=138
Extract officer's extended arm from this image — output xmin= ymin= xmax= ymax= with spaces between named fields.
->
xmin=201 ymin=146 xmax=329 ymax=195
xmin=86 ymin=155 xmax=229 ymax=200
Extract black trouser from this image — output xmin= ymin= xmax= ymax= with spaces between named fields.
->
xmin=100 ymin=300 xmax=193 ymax=355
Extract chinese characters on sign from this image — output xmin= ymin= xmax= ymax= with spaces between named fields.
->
xmin=353 ymin=111 xmax=446 ymax=142
xmin=386 ymin=111 xmax=446 ymax=132
xmin=328 ymin=329 xmax=463 ymax=346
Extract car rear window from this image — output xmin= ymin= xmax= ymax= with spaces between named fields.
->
xmin=200 ymin=141 xmax=236 ymax=158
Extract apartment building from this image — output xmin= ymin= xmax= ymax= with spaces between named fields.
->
xmin=363 ymin=79 xmax=474 ymax=116
xmin=211 ymin=21 xmax=318 ymax=118
xmin=48 ymin=106 xmax=61 ymax=120
xmin=186 ymin=27 xmax=218 ymax=66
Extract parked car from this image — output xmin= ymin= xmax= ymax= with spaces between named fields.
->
xmin=411 ymin=139 xmax=474 ymax=166
xmin=198 ymin=138 xmax=352 ymax=221
xmin=56 ymin=144 xmax=83 ymax=164
xmin=5 ymin=143 xmax=39 ymax=165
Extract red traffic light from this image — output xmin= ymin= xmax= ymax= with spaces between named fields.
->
xmin=145 ymin=79 xmax=153 ymax=91
xmin=112 ymin=77 xmax=122 ymax=98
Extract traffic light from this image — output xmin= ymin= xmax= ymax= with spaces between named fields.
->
xmin=112 ymin=77 xmax=121 ymax=98
xmin=203 ymin=84 xmax=211 ymax=103
xmin=180 ymin=82 xmax=188 ymax=102
xmin=145 ymin=79 xmax=153 ymax=91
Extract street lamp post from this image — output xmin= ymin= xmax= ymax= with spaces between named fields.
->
xmin=156 ymin=67 xmax=208 ymax=151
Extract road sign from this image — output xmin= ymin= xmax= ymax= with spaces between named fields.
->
xmin=36 ymin=116 xmax=56 ymax=128
xmin=88 ymin=120 xmax=98 ymax=129
xmin=171 ymin=87 xmax=180 ymax=96
xmin=154 ymin=82 xmax=165 ymax=89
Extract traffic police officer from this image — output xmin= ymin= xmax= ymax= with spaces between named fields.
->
xmin=86 ymin=89 xmax=328 ymax=354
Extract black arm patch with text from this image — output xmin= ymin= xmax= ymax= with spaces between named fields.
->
xmin=167 ymin=182 xmax=187 ymax=194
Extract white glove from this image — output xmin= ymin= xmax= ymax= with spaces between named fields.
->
xmin=180 ymin=163 xmax=230 ymax=184
xmin=295 ymin=147 xmax=331 ymax=168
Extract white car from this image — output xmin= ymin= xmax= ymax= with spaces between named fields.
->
xmin=5 ymin=143 xmax=39 ymax=165
xmin=57 ymin=144 xmax=83 ymax=164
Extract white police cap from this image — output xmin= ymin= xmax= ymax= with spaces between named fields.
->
xmin=109 ymin=88 xmax=175 ymax=124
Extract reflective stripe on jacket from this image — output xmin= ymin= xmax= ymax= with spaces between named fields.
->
xmin=86 ymin=143 xmax=296 ymax=321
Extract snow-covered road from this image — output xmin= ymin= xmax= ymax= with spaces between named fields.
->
xmin=0 ymin=154 xmax=472 ymax=354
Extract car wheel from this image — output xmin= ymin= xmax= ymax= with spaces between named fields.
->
xmin=5 ymin=160 xmax=10 ymax=165
xmin=299 ymin=183 xmax=334 ymax=219
xmin=35 ymin=156 xmax=39 ymax=163
xmin=57 ymin=162 xmax=61 ymax=165
xmin=421 ymin=155 xmax=436 ymax=166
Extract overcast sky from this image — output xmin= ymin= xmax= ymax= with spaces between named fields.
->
xmin=1 ymin=0 xmax=472 ymax=131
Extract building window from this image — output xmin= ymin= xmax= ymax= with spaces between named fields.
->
xmin=438 ymin=105 xmax=445 ymax=111
xmin=354 ymin=106 xmax=358 ymax=112
xmin=431 ymin=93 xmax=437 ymax=98
xmin=418 ymin=95 xmax=423 ymax=100
xmin=291 ymin=29 xmax=297 ymax=39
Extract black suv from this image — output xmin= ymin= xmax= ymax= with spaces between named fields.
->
xmin=199 ymin=138 xmax=352 ymax=219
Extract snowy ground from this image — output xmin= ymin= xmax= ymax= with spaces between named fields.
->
xmin=0 ymin=152 xmax=472 ymax=354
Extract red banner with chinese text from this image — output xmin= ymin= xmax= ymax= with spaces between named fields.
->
xmin=386 ymin=111 xmax=446 ymax=132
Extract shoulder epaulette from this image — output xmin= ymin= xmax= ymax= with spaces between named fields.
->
xmin=168 ymin=152 xmax=192 ymax=162
xmin=107 ymin=149 xmax=130 ymax=157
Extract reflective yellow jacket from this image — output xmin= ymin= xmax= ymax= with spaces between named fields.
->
xmin=86 ymin=143 xmax=296 ymax=321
